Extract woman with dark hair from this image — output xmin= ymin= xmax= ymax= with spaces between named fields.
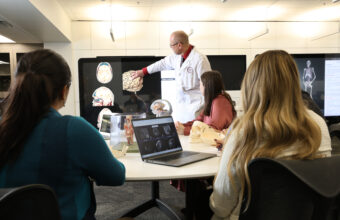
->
xmin=176 ymin=70 xmax=236 ymax=136
xmin=173 ymin=70 xmax=236 ymax=219
xmin=0 ymin=49 xmax=125 ymax=220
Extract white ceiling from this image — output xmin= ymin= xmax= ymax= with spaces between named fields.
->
xmin=58 ymin=0 xmax=340 ymax=22
xmin=0 ymin=0 xmax=340 ymax=43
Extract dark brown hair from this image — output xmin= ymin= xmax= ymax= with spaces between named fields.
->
xmin=0 ymin=49 xmax=71 ymax=168
xmin=201 ymin=70 xmax=236 ymax=118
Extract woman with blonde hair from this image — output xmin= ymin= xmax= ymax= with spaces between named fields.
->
xmin=209 ymin=50 xmax=331 ymax=220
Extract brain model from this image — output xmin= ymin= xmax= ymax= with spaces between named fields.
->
xmin=96 ymin=62 xmax=113 ymax=84
xmin=189 ymin=121 xmax=225 ymax=145
xmin=150 ymin=99 xmax=172 ymax=117
xmin=122 ymin=70 xmax=143 ymax=92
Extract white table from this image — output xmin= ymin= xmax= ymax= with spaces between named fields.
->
xmin=116 ymin=135 xmax=221 ymax=220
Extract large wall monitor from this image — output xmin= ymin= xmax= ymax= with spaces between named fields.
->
xmin=208 ymin=55 xmax=246 ymax=91
xmin=78 ymin=56 xmax=162 ymax=128
xmin=292 ymin=54 xmax=340 ymax=118
xmin=78 ymin=55 xmax=247 ymax=128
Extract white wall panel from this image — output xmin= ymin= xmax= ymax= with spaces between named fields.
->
xmin=71 ymin=22 xmax=91 ymax=49
xmin=188 ymin=22 xmax=219 ymax=49
xmin=91 ymin=49 xmax=127 ymax=57
xmin=91 ymin=22 xmax=126 ymax=50
xmin=198 ymin=48 xmax=220 ymax=55
xmin=125 ymin=49 xmax=160 ymax=56
xmin=219 ymin=23 xmax=252 ymax=48
xmin=125 ymin=22 xmax=160 ymax=49
xmin=73 ymin=49 xmax=92 ymax=115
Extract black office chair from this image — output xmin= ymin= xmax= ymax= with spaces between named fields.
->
xmin=239 ymin=156 xmax=340 ymax=220
xmin=0 ymin=184 xmax=61 ymax=220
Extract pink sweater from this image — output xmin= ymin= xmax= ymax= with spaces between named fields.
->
xmin=183 ymin=94 xmax=234 ymax=136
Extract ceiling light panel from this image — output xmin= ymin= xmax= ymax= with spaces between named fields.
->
xmin=0 ymin=34 xmax=15 ymax=43
xmin=295 ymin=5 xmax=340 ymax=21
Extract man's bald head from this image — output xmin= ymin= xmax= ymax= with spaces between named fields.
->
xmin=171 ymin=31 xmax=189 ymax=45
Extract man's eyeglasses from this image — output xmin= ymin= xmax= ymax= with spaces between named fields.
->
xmin=170 ymin=42 xmax=179 ymax=47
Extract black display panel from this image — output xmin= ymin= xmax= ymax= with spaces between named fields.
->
xmin=78 ymin=56 xmax=162 ymax=128
xmin=78 ymin=55 xmax=247 ymax=127
xmin=292 ymin=54 xmax=340 ymax=118
xmin=208 ymin=55 xmax=246 ymax=91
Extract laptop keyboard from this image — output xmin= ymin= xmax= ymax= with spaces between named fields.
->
xmin=158 ymin=151 xmax=199 ymax=162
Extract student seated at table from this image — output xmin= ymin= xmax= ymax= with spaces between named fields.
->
xmin=209 ymin=50 xmax=331 ymax=220
xmin=172 ymin=70 xmax=236 ymax=219
xmin=0 ymin=49 xmax=126 ymax=220
xmin=175 ymin=70 xmax=236 ymax=136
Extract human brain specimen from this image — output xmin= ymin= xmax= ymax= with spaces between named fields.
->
xmin=122 ymin=70 xmax=143 ymax=92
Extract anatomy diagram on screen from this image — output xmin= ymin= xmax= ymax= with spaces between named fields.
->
xmin=96 ymin=62 xmax=113 ymax=84
xmin=92 ymin=86 xmax=114 ymax=106
xmin=124 ymin=115 xmax=134 ymax=145
xmin=303 ymin=60 xmax=316 ymax=98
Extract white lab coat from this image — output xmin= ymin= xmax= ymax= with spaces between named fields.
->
xmin=146 ymin=47 xmax=211 ymax=123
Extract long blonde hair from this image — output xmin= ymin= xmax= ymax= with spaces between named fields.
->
xmin=226 ymin=50 xmax=321 ymax=209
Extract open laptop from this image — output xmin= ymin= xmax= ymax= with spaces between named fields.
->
xmin=132 ymin=116 xmax=216 ymax=167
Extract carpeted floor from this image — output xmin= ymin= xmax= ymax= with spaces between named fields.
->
xmin=94 ymin=180 xmax=185 ymax=220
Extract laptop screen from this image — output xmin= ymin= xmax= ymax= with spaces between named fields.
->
xmin=132 ymin=117 xmax=182 ymax=159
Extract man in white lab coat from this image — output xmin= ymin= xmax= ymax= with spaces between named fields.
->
xmin=133 ymin=30 xmax=211 ymax=123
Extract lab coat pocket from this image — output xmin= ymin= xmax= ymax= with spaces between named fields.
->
xmin=182 ymin=66 xmax=195 ymax=90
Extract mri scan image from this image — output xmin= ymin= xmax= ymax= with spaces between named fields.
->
xmin=156 ymin=139 xmax=166 ymax=152
xmin=152 ymin=127 xmax=161 ymax=137
xmin=96 ymin=62 xmax=113 ymax=84
xmin=92 ymin=86 xmax=114 ymax=106
xmin=163 ymin=125 xmax=172 ymax=135
xmin=168 ymin=138 xmax=176 ymax=149
xmin=140 ymin=128 xmax=150 ymax=140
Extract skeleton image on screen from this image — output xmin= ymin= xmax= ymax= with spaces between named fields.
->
xmin=92 ymin=86 xmax=114 ymax=106
xmin=122 ymin=70 xmax=143 ymax=92
xmin=303 ymin=60 xmax=316 ymax=98
xmin=96 ymin=62 xmax=113 ymax=84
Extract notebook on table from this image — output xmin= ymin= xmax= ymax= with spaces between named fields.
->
xmin=132 ymin=116 xmax=216 ymax=167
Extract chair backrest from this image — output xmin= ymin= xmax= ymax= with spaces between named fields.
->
xmin=239 ymin=156 xmax=340 ymax=220
xmin=0 ymin=184 xmax=61 ymax=220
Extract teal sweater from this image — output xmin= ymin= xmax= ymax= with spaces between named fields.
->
xmin=0 ymin=109 xmax=125 ymax=220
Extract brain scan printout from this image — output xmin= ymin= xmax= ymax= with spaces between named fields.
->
xmin=96 ymin=62 xmax=113 ymax=84
xmin=92 ymin=86 xmax=114 ymax=106
xmin=122 ymin=70 xmax=143 ymax=92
